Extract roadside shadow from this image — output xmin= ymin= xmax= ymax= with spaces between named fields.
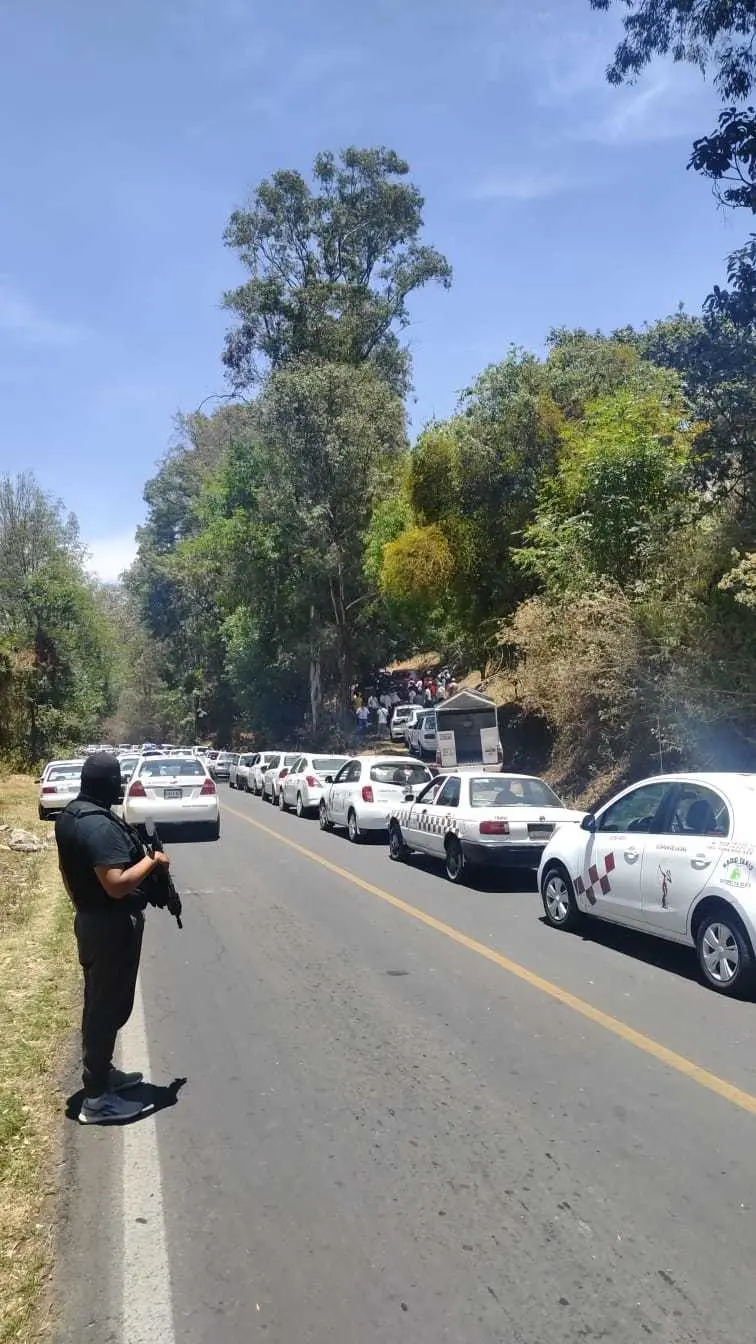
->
xmin=65 ymin=1077 xmax=187 ymax=1124
xmin=540 ymin=915 xmax=700 ymax=986
xmin=395 ymin=850 xmax=539 ymax=894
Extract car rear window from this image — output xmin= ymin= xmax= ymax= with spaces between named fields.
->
xmin=370 ymin=762 xmax=432 ymax=786
xmin=267 ymin=755 xmax=281 ymax=769
xmin=139 ymin=758 xmax=207 ymax=778
xmin=470 ymin=777 xmax=563 ymax=808
xmin=217 ymin=753 xmax=233 ymax=762
xmin=47 ymin=765 xmax=82 ymax=782
xmin=393 ymin=706 xmax=413 ymax=720
xmin=283 ymin=754 xmax=300 ymax=765
xmin=312 ymin=757 xmax=348 ymax=773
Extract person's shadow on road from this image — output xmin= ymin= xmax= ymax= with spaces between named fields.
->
xmin=64 ymin=1077 xmax=187 ymax=1124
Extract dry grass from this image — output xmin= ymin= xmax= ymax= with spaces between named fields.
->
xmin=0 ymin=775 xmax=77 ymax=1344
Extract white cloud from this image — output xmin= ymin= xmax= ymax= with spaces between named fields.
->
xmin=85 ymin=532 xmax=138 ymax=584
xmin=472 ymin=170 xmax=571 ymax=202
xmin=0 ymin=278 xmax=86 ymax=348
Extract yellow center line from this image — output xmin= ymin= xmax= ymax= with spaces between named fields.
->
xmin=223 ymin=802 xmax=756 ymax=1118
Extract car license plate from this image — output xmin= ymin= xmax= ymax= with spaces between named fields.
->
xmin=528 ymin=825 xmax=552 ymax=840
xmin=164 ymin=789 xmax=182 ymax=800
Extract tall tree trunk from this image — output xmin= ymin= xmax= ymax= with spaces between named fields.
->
xmin=309 ymin=604 xmax=321 ymax=733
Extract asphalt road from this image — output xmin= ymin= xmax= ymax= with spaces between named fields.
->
xmin=55 ymin=786 xmax=756 ymax=1344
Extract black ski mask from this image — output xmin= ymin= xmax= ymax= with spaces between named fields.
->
xmin=79 ymin=752 xmax=122 ymax=808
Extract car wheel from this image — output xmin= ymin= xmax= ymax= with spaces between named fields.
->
xmin=388 ymin=821 xmax=408 ymax=862
xmin=279 ymin=789 xmax=287 ymax=811
xmin=319 ymin=801 xmax=332 ymax=831
xmin=445 ymin=835 xmax=466 ymax=884
xmin=207 ymin=818 xmax=221 ymax=840
xmin=696 ymin=908 xmax=756 ymax=996
xmin=541 ymin=864 xmax=581 ymax=931
xmin=296 ymin=793 xmax=304 ymax=818
xmin=347 ymin=810 xmax=362 ymax=844
xmin=38 ymin=804 xmax=46 ymax=821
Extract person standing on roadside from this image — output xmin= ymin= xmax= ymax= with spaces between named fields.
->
xmin=377 ymin=702 xmax=389 ymax=736
xmin=55 ymin=753 xmax=170 ymax=1125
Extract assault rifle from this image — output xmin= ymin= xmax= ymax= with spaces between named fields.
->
xmin=143 ymin=818 xmax=183 ymax=929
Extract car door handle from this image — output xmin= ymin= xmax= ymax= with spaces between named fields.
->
xmin=691 ymin=854 xmax=712 ymax=870
xmin=623 ymin=847 xmax=640 ymax=862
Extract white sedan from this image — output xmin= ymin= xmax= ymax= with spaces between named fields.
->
xmin=389 ymin=772 xmax=583 ymax=883
xmin=37 ymin=759 xmax=84 ymax=819
xmin=249 ymin=751 xmax=282 ymax=796
xmin=279 ymin=754 xmax=350 ymax=816
xmin=262 ymin=753 xmax=302 ymax=803
xmin=538 ymin=772 xmax=756 ymax=996
xmin=231 ymin=752 xmax=259 ymax=791
xmin=123 ymin=754 xmax=220 ymax=838
xmin=319 ymin=756 xmax=434 ymax=842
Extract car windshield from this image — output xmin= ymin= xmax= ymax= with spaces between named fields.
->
xmin=371 ymin=762 xmax=432 ymax=786
xmin=312 ymin=757 xmax=348 ymax=773
xmin=47 ymin=765 xmax=82 ymax=782
xmin=139 ymin=758 xmax=207 ymax=778
xmin=470 ymin=776 xmax=563 ymax=808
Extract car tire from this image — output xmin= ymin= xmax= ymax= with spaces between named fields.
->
xmin=541 ymin=863 xmax=581 ymax=931
xmin=296 ymin=793 xmax=304 ymax=818
xmin=696 ymin=906 xmax=756 ymax=996
xmin=388 ymin=821 xmax=408 ymax=862
xmin=207 ymin=818 xmax=221 ymax=840
xmin=38 ymin=804 xmax=46 ymax=821
xmin=347 ymin=810 xmax=362 ymax=844
xmin=445 ymin=835 xmax=467 ymax=884
xmin=319 ymin=801 xmax=332 ymax=831
xmin=279 ymin=789 xmax=287 ymax=811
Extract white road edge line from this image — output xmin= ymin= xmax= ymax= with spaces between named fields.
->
xmin=120 ymin=977 xmax=175 ymax=1344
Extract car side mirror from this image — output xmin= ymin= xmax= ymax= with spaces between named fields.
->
xmin=404 ymin=790 xmax=415 ymax=802
xmin=324 ymin=775 xmax=334 ymax=784
xmin=581 ymin=813 xmax=596 ymax=833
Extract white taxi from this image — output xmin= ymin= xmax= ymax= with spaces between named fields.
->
xmin=320 ymin=756 xmax=433 ymax=842
xmin=389 ymin=772 xmax=583 ymax=883
xmin=123 ymin=753 xmax=220 ymax=839
xmin=37 ymin=759 xmax=85 ymax=819
xmin=279 ymin=754 xmax=350 ymax=816
xmin=538 ymin=772 xmax=756 ymax=996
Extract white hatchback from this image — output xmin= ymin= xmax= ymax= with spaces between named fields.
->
xmin=279 ymin=754 xmax=350 ymax=816
xmin=123 ymin=754 xmax=220 ymax=838
xmin=319 ymin=756 xmax=434 ymax=842
xmin=37 ymin=759 xmax=84 ymax=819
xmin=538 ymin=772 xmax=756 ymax=996
xmin=389 ymin=772 xmax=583 ymax=883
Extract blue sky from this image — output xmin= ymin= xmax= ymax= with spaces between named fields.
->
xmin=0 ymin=0 xmax=745 ymax=579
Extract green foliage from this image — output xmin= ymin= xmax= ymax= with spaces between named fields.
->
xmin=518 ymin=377 xmax=698 ymax=590
xmin=0 ymin=474 xmax=120 ymax=764
xmin=223 ymin=146 xmax=452 ymax=396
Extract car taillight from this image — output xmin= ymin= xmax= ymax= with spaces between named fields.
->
xmin=479 ymin=819 xmax=509 ymax=835
xmin=128 ymin=779 xmax=146 ymax=798
xmin=200 ymin=777 xmax=216 ymax=795
xmin=42 ymin=785 xmax=57 ymax=794
xmin=306 ymin=775 xmax=318 ymax=788
xmin=362 ymin=785 xmax=374 ymax=803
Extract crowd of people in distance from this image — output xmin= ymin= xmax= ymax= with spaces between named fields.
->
xmin=351 ymin=670 xmax=457 ymax=737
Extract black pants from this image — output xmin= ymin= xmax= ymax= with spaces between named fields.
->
xmin=74 ymin=908 xmax=144 ymax=1097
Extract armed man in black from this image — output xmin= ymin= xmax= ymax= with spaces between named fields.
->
xmin=56 ymin=752 xmax=171 ymax=1124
